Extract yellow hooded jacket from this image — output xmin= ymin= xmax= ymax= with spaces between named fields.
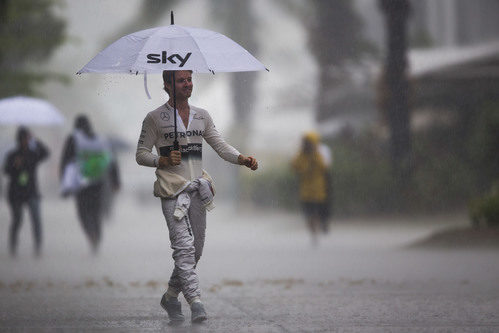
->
xmin=291 ymin=133 xmax=328 ymax=203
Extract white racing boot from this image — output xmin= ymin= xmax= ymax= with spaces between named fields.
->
xmin=190 ymin=301 xmax=207 ymax=323
xmin=160 ymin=293 xmax=185 ymax=324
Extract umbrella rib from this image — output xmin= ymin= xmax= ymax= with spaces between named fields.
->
xmin=129 ymin=29 xmax=160 ymax=73
xmin=174 ymin=25 xmax=213 ymax=73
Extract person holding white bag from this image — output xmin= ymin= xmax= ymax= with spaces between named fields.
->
xmin=60 ymin=115 xmax=120 ymax=254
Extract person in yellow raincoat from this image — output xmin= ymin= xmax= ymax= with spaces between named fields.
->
xmin=291 ymin=131 xmax=331 ymax=243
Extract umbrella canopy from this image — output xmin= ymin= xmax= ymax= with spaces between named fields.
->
xmin=77 ymin=24 xmax=267 ymax=74
xmin=0 ymin=96 xmax=64 ymax=126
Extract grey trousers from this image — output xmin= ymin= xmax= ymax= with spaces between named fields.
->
xmin=161 ymin=190 xmax=206 ymax=304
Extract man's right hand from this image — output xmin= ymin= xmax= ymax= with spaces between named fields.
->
xmin=159 ymin=150 xmax=181 ymax=168
xmin=169 ymin=150 xmax=182 ymax=165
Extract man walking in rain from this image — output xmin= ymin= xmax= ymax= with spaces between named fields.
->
xmin=3 ymin=127 xmax=49 ymax=257
xmin=136 ymin=70 xmax=258 ymax=324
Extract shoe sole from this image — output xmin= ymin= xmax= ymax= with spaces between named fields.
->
xmin=168 ymin=319 xmax=184 ymax=326
xmin=192 ymin=314 xmax=207 ymax=324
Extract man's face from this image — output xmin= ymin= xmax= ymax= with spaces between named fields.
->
xmin=166 ymin=70 xmax=193 ymax=100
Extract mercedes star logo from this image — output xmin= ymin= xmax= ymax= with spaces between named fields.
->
xmin=160 ymin=112 xmax=170 ymax=121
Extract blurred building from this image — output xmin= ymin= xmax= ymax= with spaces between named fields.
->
xmin=411 ymin=41 xmax=499 ymax=113
xmin=410 ymin=0 xmax=499 ymax=47
xmin=356 ymin=0 xmax=499 ymax=51
xmin=318 ymin=0 xmax=499 ymax=138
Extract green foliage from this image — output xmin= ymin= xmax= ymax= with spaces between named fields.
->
xmin=466 ymin=103 xmax=499 ymax=227
xmin=243 ymin=109 xmax=499 ymax=217
xmin=470 ymin=184 xmax=499 ymax=228
xmin=243 ymin=133 xmax=398 ymax=216
xmin=329 ymin=135 xmax=397 ymax=215
xmin=412 ymin=155 xmax=473 ymax=211
xmin=0 ymin=0 xmax=66 ymax=97
xmin=409 ymin=124 xmax=478 ymax=212
xmin=467 ymin=102 xmax=499 ymax=189
xmin=410 ymin=29 xmax=434 ymax=48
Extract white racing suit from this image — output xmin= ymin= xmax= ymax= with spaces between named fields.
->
xmin=161 ymin=178 xmax=214 ymax=302
xmin=136 ymin=102 xmax=240 ymax=303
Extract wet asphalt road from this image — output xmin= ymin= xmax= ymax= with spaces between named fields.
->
xmin=1 ymin=195 xmax=498 ymax=332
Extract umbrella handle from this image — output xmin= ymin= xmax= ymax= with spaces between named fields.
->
xmin=172 ymin=70 xmax=179 ymax=151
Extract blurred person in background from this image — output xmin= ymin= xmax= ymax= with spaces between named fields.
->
xmin=136 ymin=70 xmax=258 ymax=324
xmin=3 ymin=126 xmax=49 ymax=257
xmin=291 ymin=131 xmax=332 ymax=244
xmin=59 ymin=115 xmax=120 ymax=254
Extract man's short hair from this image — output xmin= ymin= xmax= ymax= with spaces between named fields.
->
xmin=162 ymin=70 xmax=193 ymax=95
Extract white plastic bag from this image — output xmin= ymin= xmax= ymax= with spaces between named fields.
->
xmin=60 ymin=162 xmax=87 ymax=196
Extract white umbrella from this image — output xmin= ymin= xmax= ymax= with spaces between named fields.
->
xmin=0 ymin=96 xmax=64 ymax=126
xmin=76 ymin=21 xmax=267 ymax=75
xmin=77 ymin=12 xmax=268 ymax=148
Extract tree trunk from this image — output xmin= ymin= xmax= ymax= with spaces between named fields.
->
xmin=379 ymin=0 xmax=412 ymax=182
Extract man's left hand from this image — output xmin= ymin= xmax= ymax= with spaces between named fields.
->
xmin=238 ymin=155 xmax=258 ymax=171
